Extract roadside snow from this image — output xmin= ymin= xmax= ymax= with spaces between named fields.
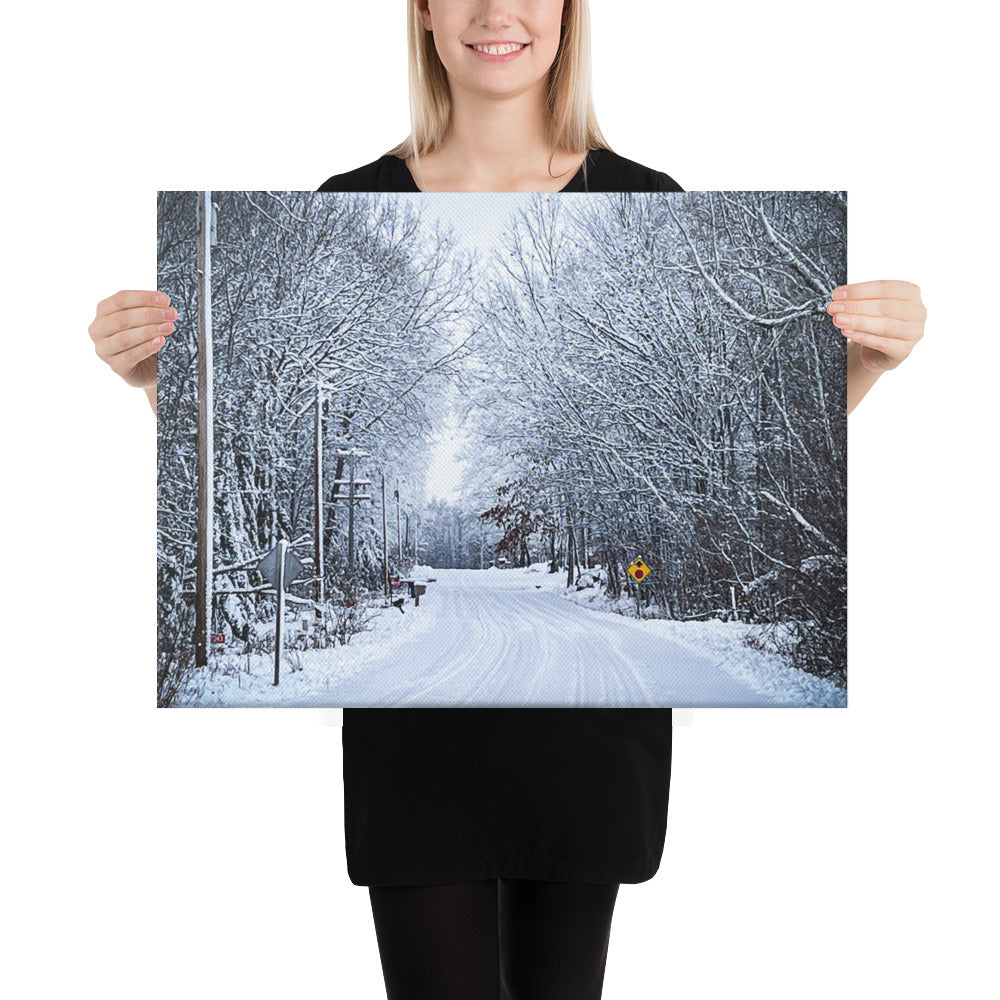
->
xmin=553 ymin=568 xmax=845 ymax=707
xmin=175 ymin=561 xmax=844 ymax=708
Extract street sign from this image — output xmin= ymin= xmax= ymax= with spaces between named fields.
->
xmin=627 ymin=557 xmax=651 ymax=582
xmin=257 ymin=544 xmax=305 ymax=590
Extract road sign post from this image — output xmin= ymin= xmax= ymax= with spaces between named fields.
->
xmin=257 ymin=541 xmax=306 ymax=686
xmin=627 ymin=558 xmax=652 ymax=619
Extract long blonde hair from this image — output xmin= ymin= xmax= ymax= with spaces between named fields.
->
xmin=385 ymin=0 xmax=612 ymax=180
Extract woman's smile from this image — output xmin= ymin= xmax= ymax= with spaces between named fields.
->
xmin=421 ymin=0 xmax=565 ymax=97
xmin=465 ymin=40 xmax=530 ymax=61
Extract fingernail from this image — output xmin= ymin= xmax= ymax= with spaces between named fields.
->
xmin=154 ymin=292 xmax=168 ymax=305
xmin=832 ymin=288 xmax=847 ymax=300
xmin=828 ymin=302 xmax=845 ymax=313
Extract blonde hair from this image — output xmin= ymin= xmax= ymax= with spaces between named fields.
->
xmin=386 ymin=0 xmax=612 ymax=181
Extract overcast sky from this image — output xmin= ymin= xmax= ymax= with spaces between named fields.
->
xmin=401 ymin=193 xmax=535 ymax=503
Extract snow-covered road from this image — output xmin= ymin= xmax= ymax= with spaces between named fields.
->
xmin=186 ymin=565 xmax=846 ymax=707
xmin=332 ymin=567 xmax=758 ymax=707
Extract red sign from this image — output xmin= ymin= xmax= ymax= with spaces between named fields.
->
xmin=210 ymin=633 xmax=226 ymax=644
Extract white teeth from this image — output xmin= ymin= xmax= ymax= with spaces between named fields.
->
xmin=471 ymin=42 xmax=526 ymax=55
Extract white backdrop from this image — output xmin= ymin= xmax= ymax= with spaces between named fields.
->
xmin=2 ymin=1 xmax=996 ymax=997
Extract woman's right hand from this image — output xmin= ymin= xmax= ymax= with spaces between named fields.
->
xmin=89 ymin=290 xmax=177 ymax=391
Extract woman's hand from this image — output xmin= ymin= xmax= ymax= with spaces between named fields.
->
xmin=827 ymin=279 xmax=925 ymax=372
xmin=89 ymin=289 xmax=177 ymax=391
xmin=827 ymin=280 xmax=925 ymax=414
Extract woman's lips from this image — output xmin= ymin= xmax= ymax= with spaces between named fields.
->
xmin=466 ymin=41 xmax=529 ymax=62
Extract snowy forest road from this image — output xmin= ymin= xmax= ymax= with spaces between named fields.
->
xmin=324 ymin=568 xmax=761 ymax=707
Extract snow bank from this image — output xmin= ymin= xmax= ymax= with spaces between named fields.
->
xmin=554 ymin=579 xmax=845 ymax=707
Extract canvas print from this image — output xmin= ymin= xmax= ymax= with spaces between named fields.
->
xmin=156 ymin=190 xmax=847 ymax=708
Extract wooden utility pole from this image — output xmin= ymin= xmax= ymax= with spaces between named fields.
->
xmin=194 ymin=191 xmax=213 ymax=669
xmin=314 ymin=381 xmax=324 ymax=607
xmin=381 ymin=473 xmax=389 ymax=598
xmin=273 ymin=538 xmax=286 ymax=686
xmin=348 ymin=453 xmax=356 ymax=569
xmin=328 ymin=447 xmax=371 ymax=570
xmin=395 ymin=480 xmax=402 ymax=564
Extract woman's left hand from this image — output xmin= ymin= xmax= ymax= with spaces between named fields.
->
xmin=827 ymin=280 xmax=926 ymax=372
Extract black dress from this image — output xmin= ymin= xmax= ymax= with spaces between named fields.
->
xmin=318 ymin=148 xmax=684 ymax=887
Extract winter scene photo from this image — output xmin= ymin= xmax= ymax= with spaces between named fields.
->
xmin=156 ymin=190 xmax=847 ymax=709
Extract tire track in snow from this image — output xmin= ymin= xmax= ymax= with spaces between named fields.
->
xmin=335 ymin=569 xmax=761 ymax=706
xmin=386 ymin=572 xmax=516 ymax=705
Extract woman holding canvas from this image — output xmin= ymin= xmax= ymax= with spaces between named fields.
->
xmin=89 ymin=2 xmax=925 ymax=997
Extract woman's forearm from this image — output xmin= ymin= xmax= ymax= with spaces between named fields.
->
xmin=846 ymin=340 xmax=882 ymax=415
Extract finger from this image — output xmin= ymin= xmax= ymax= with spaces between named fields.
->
xmin=94 ymin=319 xmax=174 ymax=362
xmin=837 ymin=326 xmax=906 ymax=357
xmin=830 ymin=280 xmax=920 ymax=302
xmin=105 ymin=332 xmax=165 ymax=380
xmin=827 ymin=297 xmax=926 ymax=322
xmin=90 ymin=304 xmax=178 ymax=344
xmin=831 ymin=311 xmax=919 ymax=341
xmin=94 ymin=289 xmax=170 ymax=319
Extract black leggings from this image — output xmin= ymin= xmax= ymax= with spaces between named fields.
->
xmin=368 ymin=878 xmax=620 ymax=1000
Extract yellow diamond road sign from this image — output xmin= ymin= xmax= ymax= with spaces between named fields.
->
xmin=627 ymin=558 xmax=651 ymax=583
